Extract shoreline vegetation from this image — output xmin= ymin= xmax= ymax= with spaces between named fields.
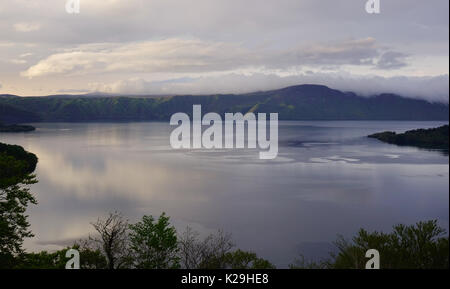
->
xmin=1 ymin=85 xmax=449 ymax=123
xmin=1 ymin=142 xmax=449 ymax=269
xmin=0 ymin=123 xmax=35 ymax=133
xmin=368 ymin=125 xmax=449 ymax=152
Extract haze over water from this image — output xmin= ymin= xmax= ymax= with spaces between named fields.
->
xmin=1 ymin=121 xmax=448 ymax=267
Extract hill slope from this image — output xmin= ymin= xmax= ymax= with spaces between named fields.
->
xmin=0 ymin=85 xmax=448 ymax=122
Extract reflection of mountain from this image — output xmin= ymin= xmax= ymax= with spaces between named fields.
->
xmin=1 ymin=85 xmax=448 ymax=122
xmin=27 ymin=144 xmax=208 ymax=202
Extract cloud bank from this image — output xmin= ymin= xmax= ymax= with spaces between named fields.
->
xmin=22 ymin=38 xmax=396 ymax=78
xmin=0 ymin=0 xmax=448 ymax=102
xmin=89 ymin=72 xmax=449 ymax=103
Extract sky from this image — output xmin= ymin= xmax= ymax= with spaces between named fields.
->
xmin=0 ymin=0 xmax=448 ymax=102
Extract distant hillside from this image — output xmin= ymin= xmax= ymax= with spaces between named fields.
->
xmin=0 ymin=85 xmax=448 ymax=122
xmin=0 ymin=103 xmax=41 ymax=123
xmin=369 ymin=125 xmax=449 ymax=152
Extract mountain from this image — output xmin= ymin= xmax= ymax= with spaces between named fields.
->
xmin=0 ymin=103 xmax=41 ymax=123
xmin=0 ymin=85 xmax=448 ymax=122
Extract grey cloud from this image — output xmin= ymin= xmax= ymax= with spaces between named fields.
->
xmin=1 ymin=0 xmax=447 ymax=47
xmin=89 ymin=73 xmax=449 ymax=103
xmin=21 ymin=38 xmax=398 ymax=78
xmin=376 ymin=51 xmax=408 ymax=70
xmin=56 ymin=88 xmax=91 ymax=93
xmin=35 ymin=237 xmax=83 ymax=247
xmin=275 ymin=38 xmax=379 ymax=67
xmin=0 ymin=0 xmax=448 ymax=96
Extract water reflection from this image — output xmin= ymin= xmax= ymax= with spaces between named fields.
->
xmin=1 ymin=121 xmax=448 ymax=267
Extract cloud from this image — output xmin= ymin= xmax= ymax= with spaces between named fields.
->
xmin=20 ymin=52 xmax=33 ymax=58
xmin=0 ymin=0 xmax=448 ymax=96
xmin=282 ymin=38 xmax=378 ymax=67
xmin=376 ymin=51 xmax=408 ymax=70
xmin=22 ymin=38 xmax=401 ymax=78
xmin=13 ymin=22 xmax=41 ymax=32
xmin=10 ymin=59 xmax=27 ymax=64
xmin=56 ymin=88 xmax=91 ymax=93
xmin=88 ymin=72 xmax=449 ymax=103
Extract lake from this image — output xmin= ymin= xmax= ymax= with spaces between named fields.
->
xmin=1 ymin=121 xmax=448 ymax=267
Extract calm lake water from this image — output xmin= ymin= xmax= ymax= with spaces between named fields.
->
xmin=1 ymin=121 xmax=449 ymax=267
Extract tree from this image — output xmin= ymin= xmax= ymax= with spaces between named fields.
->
xmin=290 ymin=220 xmax=449 ymax=269
xmin=330 ymin=220 xmax=449 ymax=269
xmin=71 ymin=242 xmax=108 ymax=269
xmin=129 ymin=213 xmax=179 ymax=269
xmin=90 ymin=211 xmax=131 ymax=269
xmin=16 ymin=251 xmax=62 ymax=269
xmin=0 ymin=144 xmax=38 ymax=269
xmin=16 ymin=244 xmax=107 ymax=269
xmin=178 ymin=226 xmax=204 ymax=269
xmin=178 ymin=227 xmax=274 ymax=269
xmin=197 ymin=230 xmax=235 ymax=269
xmin=221 ymin=249 xmax=275 ymax=269
xmin=178 ymin=226 xmax=233 ymax=269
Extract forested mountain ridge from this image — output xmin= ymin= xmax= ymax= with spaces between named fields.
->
xmin=0 ymin=85 xmax=448 ymax=122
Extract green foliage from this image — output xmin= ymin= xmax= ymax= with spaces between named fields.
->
xmin=199 ymin=249 xmax=276 ymax=269
xmin=330 ymin=220 xmax=449 ymax=269
xmin=0 ymin=103 xmax=40 ymax=123
xmin=1 ymin=85 xmax=448 ymax=122
xmin=178 ymin=226 xmax=274 ymax=269
xmin=0 ymin=143 xmax=38 ymax=269
xmin=369 ymin=125 xmax=449 ymax=152
xmin=0 ymin=177 xmax=37 ymax=257
xmin=129 ymin=213 xmax=180 ymax=269
xmin=74 ymin=244 xmax=108 ymax=269
xmin=18 ymin=251 xmax=65 ymax=269
xmin=0 ymin=142 xmax=38 ymax=188
xmin=221 ymin=249 xmax=275 ymax=269
xmin=16 ymin=245 xmax=107 ymax=269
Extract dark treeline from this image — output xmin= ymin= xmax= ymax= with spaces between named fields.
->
xmin=1 ymin=142 xmax=448 ymax=269
xmin=1 ymin=85 xmax=449 ymax=123
xmin=0 ymin=123 xmax=35 ymax=133
xmin=1 ymin=142 xmax=38 ymax=267
xmin=369 ymin=125 xmax=449 ymax=152
xmin=13 ymin=212 xmax=276 ymax=269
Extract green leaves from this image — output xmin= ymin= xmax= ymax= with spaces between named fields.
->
xmin=331 ymin=220 xmax=449 ymax=269
xmin=0 ymin=143 xmax=38 ymax=268
xmin=1 ymin=85 xmax=448 ymax=123
xmin=129 ymin=213 xmax=180 ymax=269
xmin=15 ymin=245 xmax=107 ymax=269
xmin=222 ymin=249 xmax=275 ymax=269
